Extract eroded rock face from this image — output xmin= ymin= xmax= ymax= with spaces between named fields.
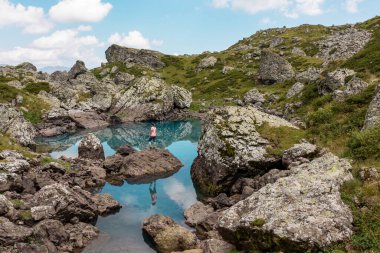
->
xmin=112 ymin=77 xmax=191 ymax=121
xmin=191 ymin=106 xmax=297 ymax=195
xmin=0 ymin=104 xmax=36 ymax=147
xmin=333 ymin=76 xmax=369 ymax=101
xmin=318 ymin=68 xmax=355 ymax=95
xmin=78 ymin=133 xmax=105 ymax=160
xmin=218 ymin=153 xmax=353 ymax=252
xmin=68 ymin=60 xmax=87 ymax=80
xmin=259 ymin=50 xmax=294 ymax=84
xmin=105 ymin=44 xmax=165 ymax=69
xmin=363 ymin=85 xmax=380 ymax=130
xmin=143 ymin=214 xmax=198 ymax=253
xmin=316 ymin=28 xmax=372 ymax=63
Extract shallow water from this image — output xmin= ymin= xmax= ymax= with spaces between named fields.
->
xmin=36 ymin=120 xmax=202 ymax=253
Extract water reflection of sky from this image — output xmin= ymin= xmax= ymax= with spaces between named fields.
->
xmin=39 ymin=121 xmax=202 ymax=253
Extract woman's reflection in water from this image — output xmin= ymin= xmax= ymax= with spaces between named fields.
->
xmin=149 ymin=180 xmax=157 ymax=206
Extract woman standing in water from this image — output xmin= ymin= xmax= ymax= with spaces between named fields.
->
xmin=149 ymin=180 xmax=157 ymax=205
xmin=148 ymin=123 xmax=157 ymax=145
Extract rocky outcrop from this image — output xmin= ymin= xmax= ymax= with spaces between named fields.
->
xmin=333 ymin=76 xmax=369 ymax=100
xmin=269 ymin=37 xmax=284 ymax=48
xmin=105 ymin=44 xmax=165 ymax=69
xmin=16 ymin=62 xmax=37 ymax=72
xmin=286 ymin=82 xmax=304 ymax=98
xmin=243 ymin=89 xmax=265 ymax=106
xmin=112 ymin=77 xmax=191 ymax=121
xmin=282 ymin=141 xmax=318 ymax=167
xmin=218 ymin=153 xmax=353 ymax=252
xmin=143 ymin=214 xmax=198 ymax=253
xmin=68 ymin=110 xmax=110 ymax=129
xmin=0 ymin=104 xmax=36 ymax=147
xmin=184 ymin=201 xmax=215 ymax=227
xmin=318 ymin=68 xmax=355 ymax=95
xmin=78 ymin=133 xmax=105 ymax=160
xmin=295 ymin=67 xmax=322 ymax=83
xmin=316 ymin=28 xmax=372 ymax=63
xmin=198 ymin=56 xmax=217 ymax=69
xmin=68 ymin=60 xmax=87 ymax=80
xmin=191 ymin=106 xmax=298 ymax=195
xmin=363 ymin=84 xmax=380 ymax=130
xmin=259 ymin=50 xmax=294 ymax=84
xmin=104 ymin=148 xmax=183 ymax=183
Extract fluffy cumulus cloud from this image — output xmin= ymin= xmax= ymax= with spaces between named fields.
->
xmin=108 ymin=31 xmax=163 ymax=49
xmin=49 ymin=0 xmax=113 ymax=22
xmin=345 ymin=0 xmax=364 ymax=13
xmin=0 ymin=0 xmax=53 ymax=34
xmin=0 ymin=26 xmax=103 ymax=67
xmin=211 ymin=0 xmax=325 ymax=18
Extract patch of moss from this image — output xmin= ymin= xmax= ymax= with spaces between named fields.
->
xmin=20 ymin=210 xmax=32 ymax=220
xmin=257 ymin=123 xmax=306 ymax=157
xmin=41 ymin=156 xmax=71 ymax=172
xmin=77 ymin=91 xmax=92 ymax=102
xmin=0 ymin=134 xmax=36 ymax=158
xmin=11 ymin=199 xmax=24 ymax=208
xmin=251 ymin=218 xmax=266 ymax=227
xmin=23 ymin=82 xmax=51 ymax=94
xmin=219 ymin=142 xmax=236 ymax=158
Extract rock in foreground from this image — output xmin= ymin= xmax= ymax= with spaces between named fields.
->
xmin=143 ymin=214 xmax=198 ymax=253
xmin=78 ymin=133 xmax=105 ymax=160
xmin=218 ymin=153 xmax=353 ymax=252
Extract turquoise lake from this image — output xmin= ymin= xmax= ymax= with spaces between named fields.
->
xmin=36 ymin=120 xmax=202 ymax=253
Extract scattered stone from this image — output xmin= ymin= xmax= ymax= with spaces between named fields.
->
xmin=143 ymin=214 xmax=198 ymax=253
xmin=259 ymin=50 xmax=294 ymax=84
xmin=286 ymin=82 xmax=304 ymax=98
xmin=318 ymin=68 xmax=355 ymax=94
xmin=78 ymin=133 xmax=105 ymax=160
xmin=359 ymin=167 xmax=379 ymax=181
xmin=243 ymin=89 xmax=265 ymax=105
xmin=222 ymin=66 xmax=234 ymax=74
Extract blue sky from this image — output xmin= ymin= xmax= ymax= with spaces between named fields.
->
xmin=0 ymin=0 xmax=378 ymax=68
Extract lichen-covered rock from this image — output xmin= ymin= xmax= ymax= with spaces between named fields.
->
xmin=218 ymin=153 xmax=353 ymax=252
xmin=50 ymin=71 xmax=69 ymax=82
xmin=259 ymin=50 xmax=294 ymax=84
xmin=112 ymin=77 xmax=183 ymax=121
xmin=31 ymin=205 xmax=55 ymax=221
xmin=363 ymin=85 xmax=380 ymax=130
xmin=295 ymin=67 xmax=322 ymax=83
xmin=16 ymin=62 xmax=37 ymax=72
xmin=114 ymin=72 xmax=135 ymax=85
xmin=92 ymin=193 xmax=122 ymax=215
xmin=0 ymin=152 xmax=30 ymax=173
xmin=286 ymin=82 xmax=304 ymax=98
xmin=316 ymin=28 xmax=372 ymax=63
xmin=198 ymin=56 xmax=217 ymax=69
xmin=78 ymin=133 xmax=105 ymax=160
xmin=269 ymin=37 xmax=284 ymax=48
xmin=0 ymin=195 xmax=16 ymax=220
xmin=143 ymin=214 xmax=198 ymax=253
xmin=31 ymin=183 xmax=98 ymax=222
xmin=68 ymin=60 xmax=87 ymax=80
xmin=282 ymin=141 xmax=318 ymax=167
xmin=0 ymin=104 xmax=36 ymax=147
xmin=171 ymin=85 xmax=192 ymax=109
xmin=243 ymin=89 xmax=265 ymax=105
xmin=191 ymin=106 xmax=298 ymax=195
xmin=333 ymin=76 xmax=369 ymax=101
xmin=184 ymin=202 xmax=215 ymax=227
xmin=0 ymin=217 xmax=33 ymax=246
xmin=318 ymin=68 xmax=355 ymax=95
xmin=105 ymin=44 xmax=165 ymax=69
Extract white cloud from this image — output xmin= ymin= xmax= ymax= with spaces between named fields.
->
xmin=0 ymin=0 xmax=53 ymax=34
xmin=108 ymin=31 xmax=163 ymax=50
xmin=211 ymin=0 xmax=325 ymax=17
xmin=345 ymin=0 xmax=363 ymax=13
xmin=49 ymin=0 xmax=112 ymax=23
xmin=0 ymin=26 xmax=103 ymax=68
xmin=260 ymin=17 xmax=273 ymax=24
xmin=163 ymin=179 xmax=197 ymax=210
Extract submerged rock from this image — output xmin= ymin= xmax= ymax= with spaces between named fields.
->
xmin=78 ymin=133 xmax=105 ymax=160
xmin=218 ymin=153 xmax=353 ymax=252
xmin=143 ymin=214 xmax=198 ymax=253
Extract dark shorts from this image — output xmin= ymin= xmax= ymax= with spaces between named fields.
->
xmin=148 ymin=136 xmax=156 ymax=142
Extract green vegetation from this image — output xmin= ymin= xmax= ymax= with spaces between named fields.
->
xmin=20 ymin=210 xmax=32 ymax=220
xmin=257 ymin=123 xmax=306 ymax=156
xmin=219 ymin=142 xmax=236 ymax=158
xmin=77 ymin=91 xmax=92 ymax=102
xmin=41 ymin=156 xmax=71 ymax=172
xmin=23 ymin=82 xmax=51 ymax=94
xmin=0 ymin=83 xmax=50 ymax=124
xmin=251 ymin=218 xmax=266 ymax=227
xmin=0 ymin=134 xmax=36 ymax=159
xmin=348 ymin=127 xmax=380 ymax=160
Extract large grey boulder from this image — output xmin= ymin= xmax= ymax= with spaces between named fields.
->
xmin=295 ymin=67 xmax=322 ymax=83
xmin=191 ymin=106 xmax=298 ymax=195
xmin=105 ymin=44 xmax=165 ymax=69
xmin=333 ymin=76 xmax=369 ymax=101
xmin=198 ymin=56 xmax=217 ymax=69
xmin=316 ymin=28 xmax=372 ymax=63
xmin=218 ymin=153 xmax=353 ymax=252
xmin=78 ymin=133 xmax=105 ymax=160
xmin=0 ymin=104 xmax=36 ymax=147
xmin=243 ymin=89 xmax=265 ymax=106
xmin=68 ymin=60 xmax=87 ymax=80
xmin=363 ymin=84 xmax=380 ymax=130
xmin=112 ymin=77 xmax=191 ymax=121
xmin=68 ymin=110 xmax=109 ymax=129
xmin=259 ymin=50 xmax=294 ymax=84
xmin=16 ymin=62 xmax=37 ymax=72
xmin=143 ymin=214 xmax=198 ymax=253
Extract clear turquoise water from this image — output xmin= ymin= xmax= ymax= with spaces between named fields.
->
xmin=36 ymin=120 xmax=202 ymax=253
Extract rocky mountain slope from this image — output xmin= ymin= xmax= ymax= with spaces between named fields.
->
xmin=0 ymin=16 xmax=380 ymax=253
